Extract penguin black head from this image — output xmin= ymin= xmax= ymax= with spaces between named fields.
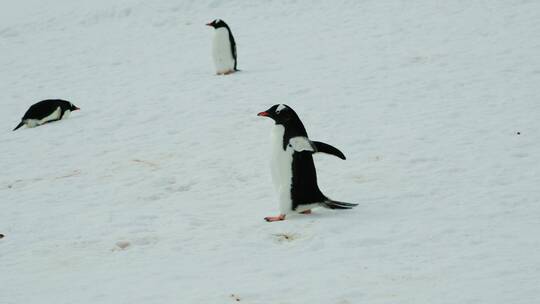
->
xmin=258 ymin=104 xmax=309 ymax=140
xmin=206 ymin=19 xmax=229 ymax=29
xmin=69 ymin=102 xmax=80 ymax=111
xmin=258 ymin=103 xmax=307 ymax=130
xmin=258 ymin=104 xmax=297 ymax=124
xmin=56 ymin=99 xmax=80 ymax=112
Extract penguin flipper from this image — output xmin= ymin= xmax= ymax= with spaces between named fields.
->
xmin=312 ymin=141 xmax=346 ymax=160
xmin=13 ymin=121 xmax=24 ymax=131
xmin=322 ymin=200 xmax=358 ymax=209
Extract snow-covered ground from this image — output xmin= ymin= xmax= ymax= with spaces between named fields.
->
xmin=1 ymin=1 xmax=540 ymax=303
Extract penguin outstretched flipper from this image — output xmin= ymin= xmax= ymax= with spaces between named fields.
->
xmin=13 ymin=121 xmax=24 ymax=131
xmin=323 ymin=200 xmax=358 ymax=209
xmin=312 ymin=141 xmax=346 ymax=160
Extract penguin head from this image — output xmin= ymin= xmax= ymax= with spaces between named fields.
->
xmin=206 ymin=19 xmax=228 ymax=29
xmin=258 ymin=104 xmax=308 ymax=136
xmin=257 ymin=104 xmax=298 ymax=125
xmin=257 ymin=104 xmax=307 ymax=136
xmin=69 ymin=102 xmax=80 ymax=111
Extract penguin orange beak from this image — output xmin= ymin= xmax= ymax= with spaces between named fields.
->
xmin=206 ymin=22 xmax=213 ymax=26
xmin=74 ymin=107 xmax=80 ymax=111
xmin=257 ymin=111 xmax=269 ymax=117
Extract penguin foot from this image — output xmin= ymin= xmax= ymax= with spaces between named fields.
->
xmin=264 ymin=214 xmax=286 ymax=222
xmin=300 ymin=210 xmax=312 ymax=214
xmin=216 ymin=70 xmax=235 ymax=76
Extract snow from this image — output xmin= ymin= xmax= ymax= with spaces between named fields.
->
xmin=1 ymin=0 xmax=540 ymax=303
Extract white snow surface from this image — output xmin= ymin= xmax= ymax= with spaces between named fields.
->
xmin=1 ymin=1 xmax=540 ymax=303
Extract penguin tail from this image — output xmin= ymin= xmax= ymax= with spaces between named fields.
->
xmin=322 ymin=200 xmax=358 ymax=210
xmin=13 ymin=121 xmax=24 ymax=131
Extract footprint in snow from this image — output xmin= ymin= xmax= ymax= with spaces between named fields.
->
xmin=112 ymin=240 xmax=131 ymax=251
xmin=132 ymin=159 xmax=159 ymax=169
xmin=230 ymin=294 xmax=241 ymax=302
xmin=111 ymin=236 xmax=159 ymax=251
xmin=273 ymin=233 xmax=299 ymax=243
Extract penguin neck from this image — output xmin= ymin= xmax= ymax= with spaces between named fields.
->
xmin=280 ymin=119 xmax=308 ymax=150
xmin=215 ymin=25 xmax=230 ymax=33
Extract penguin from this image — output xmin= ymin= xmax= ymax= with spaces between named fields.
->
xmin=206 ymin=19 xmax=238 ymax=75
xmin=257 ymin=104 xmax=357 ymax=222
xmin=13 ymin=99 xmax=80 ymax=131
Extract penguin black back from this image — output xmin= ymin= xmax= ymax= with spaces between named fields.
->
xmin=290 ymin=151 xmax=326 ymax=209
xmin=22 ymin=99 xmax=75 ymax=119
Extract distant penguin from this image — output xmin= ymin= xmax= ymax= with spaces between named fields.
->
xmin=258 ymin=104 xmax=357 ymax=222
xmin=13 ymin=99 xmax=80 ymax=131
xmin=206 ymin=19 xmax=238 ymax=75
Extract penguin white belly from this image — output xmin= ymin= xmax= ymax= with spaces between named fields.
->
xmin=62 ymin=110 xmax=71 ymax=119
xmin=212 ymin=28 xmax=235 ymax=74
xmin=270 ymin=125 xmax=294 ymax=214
xmin=25 ymin=107 xmax=61 ymax=127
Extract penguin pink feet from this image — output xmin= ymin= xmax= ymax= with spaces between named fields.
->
xmin=264 ymin=214 xmax=286 ymax=222
xmin=216 ymin=70 xmax=235 ymax=76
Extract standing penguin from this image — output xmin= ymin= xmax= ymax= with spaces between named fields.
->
xmin=206 ymin=19 xmax=238 ymax=75
xmin=13 ymin=99 xmax=80 ymax=131
xmin=258 ymin=104 xmax=357 ymax=222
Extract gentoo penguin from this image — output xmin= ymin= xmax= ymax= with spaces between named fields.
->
xmin=206 ymin=19 xmax=238 ymax=75
xmin=13 ymin=99 xmax=80 ymax=131
xmin=258 ymin=104 xmax=357 ymax=222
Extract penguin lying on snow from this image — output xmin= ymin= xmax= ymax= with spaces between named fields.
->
xmin=13 ymin=99 xmax=80 ymax=131
xmin=258 ymin=104 xmax=357 ymax=222
xmin=206 ymin=19 xmax=238 ymax=75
